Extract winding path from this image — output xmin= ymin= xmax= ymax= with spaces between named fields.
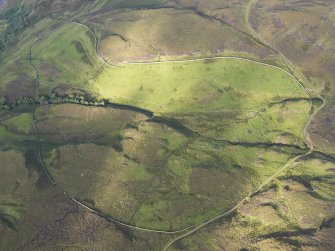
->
xmin=161 ymin=94 xmax=325 ymax=251
xmin=71 ymin=21 xmax=308 ymax=95
xmin=28 ymin=45 xmax=55 ymax=185
xmin=162 ymin=2 xmax=326 ymax=249
xmin=26 ymin=19 xmax=326 ymax=249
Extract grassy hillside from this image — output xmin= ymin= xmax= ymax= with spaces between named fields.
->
xmin=169 ymin=154 xmax=335 ymax=251
xmin=31 ymin=23 xmax=103 ymax=90
xmin=95 ymin=58 xmax=307 ymax=113
xmin=0 ymin=0 xmax=334 ymax=250
xmin=34 ymin=103 xmax=306 ymax=230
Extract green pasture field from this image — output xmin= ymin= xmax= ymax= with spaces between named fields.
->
xmin=95 ymin=58 xmax=309 ymax=114
xmin=4 ymin=113 xmax=33 ymax=134
xmin=31 ymin=23 xmax=104 ymax=89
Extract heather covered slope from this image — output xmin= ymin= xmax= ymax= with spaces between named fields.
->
xmin=0 ymin=1 xmax=334 ymax=251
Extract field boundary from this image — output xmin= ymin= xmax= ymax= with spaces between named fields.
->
xmin=25 ymin=21 xmax=324 ymax=247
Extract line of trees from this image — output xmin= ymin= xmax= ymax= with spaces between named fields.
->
xmin=0 ymin=94 xmax=106 ymax=110
xmin=0 ymin=96 xmax=10 ymax=109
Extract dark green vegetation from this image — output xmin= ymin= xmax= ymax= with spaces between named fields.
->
xmin=0 ymin=0 xmax=334 ymax=250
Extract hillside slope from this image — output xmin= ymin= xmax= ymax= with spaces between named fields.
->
xmin=0 ymin=1 xmax=334 ymax=251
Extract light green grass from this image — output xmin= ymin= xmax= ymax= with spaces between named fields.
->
xmin=132 ymin=200 xmax=171 ymax=229
xmin=217 ymin=100 xmax=310 ymax=143
xmin=6 ymin=113 xmax=33 ymax=133
xmin=95 ymin=58 xmax=308 ymax=114
xmin=31 ymin=22 xmax=103 ymax=89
